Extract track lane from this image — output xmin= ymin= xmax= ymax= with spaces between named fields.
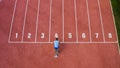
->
xmin=50 ymin=0 xmax=63 ymax=42
xmin=10 ymin=0 xmax=26 ymax=42
xmin=36 ymin=0 xmax=50 ymax=42
xmin=99 ymin=0 xmax=117 ymax=42
xmin=87 ymin=0 xmax=104 ymax=42
xmin=64 ymin=0 xmax=76 ymax=42
xmin=76 ymin=0 xmax=90 ymax=42
xmin=23 ymin=0 xmax=38 ymax=42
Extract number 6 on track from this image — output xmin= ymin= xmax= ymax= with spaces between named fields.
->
xmin=82 ymin=33 xmax=86 ymax=38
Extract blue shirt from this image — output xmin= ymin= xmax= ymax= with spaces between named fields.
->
xmin=54 ymin=40 xmax=59 ymax=48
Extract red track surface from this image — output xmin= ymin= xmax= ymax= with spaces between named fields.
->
xmin=0 ymin=0 xmax=120 ymax=68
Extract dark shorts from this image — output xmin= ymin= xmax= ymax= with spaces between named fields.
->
xmin=54 ymin=47 xmax=59 ymax=50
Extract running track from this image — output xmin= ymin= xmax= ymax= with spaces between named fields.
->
xmin=0 ymin=0 xmax=120 ymax=68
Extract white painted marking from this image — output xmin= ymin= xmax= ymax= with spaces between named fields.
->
xmin=21 ymin=0 xmax=29 ymax=41
xmin=61 ymin=42 xmax=118 ymax=44
xmin=109 ymin=0 xmax=120 ymax=54
xmin=41 ymin=33 xmax=45 ymax=38
xmin=8 ymin=41 xmax=118 ymax=44
xmin=49 ymin=0 xmax=52 ymax=42
xmin=15 ymin=33 xmax=18 ymax=38
xmin=74 ymin=0 xmax=78 ymax=42
xmin=62 ymin=0 xmax=64 ymax=42
xmin=97 ymin=0 xmax=105 ymax=42
xmin=82 ymin=33 xmax=86 ymax=39
xmin=8 ymin=42 xmax=52 ymax=44
xmin=28 ymin=33 xmax=32 ymax=39
xmin=0 ymin=0 xmax=2 ymax=2
xmin=35 ymin=0 xmax=40 ymax=42
xmin=8 ymin=0 xmax=18 ymax=42
xmin=68 ymin=33 xmax=72 ymax=39
xmin=95 ymin=33 xmax=99 ymax=38
xmin=86 ymin=0 xmax=92 ymax=42
xmin=108 ymin=33 xmax=112 ymax=38
xmin=55 ymin=33 xmax=58 ymax=38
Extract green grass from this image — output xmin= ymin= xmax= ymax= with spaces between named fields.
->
xmin=111 ymin=0 xmax=120 ymax=47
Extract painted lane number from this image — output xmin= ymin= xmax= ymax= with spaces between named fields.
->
xmin=108 ymin=33 xmax=112 ymax=38
xmin=15 ymin=33 xmax=18 ymax=38
xmin=28 ymin=33 xmax=32 ymax=39
xmin=95 ymin=33 xmax=99 ymax=38
xmin=68 ymin=33 xmax=72 ymax=39
xmin=41 ymin=33 xmax=45 ymax=38
xmin=55 ymin=33 xmax=58 ymax=38
xmin=82 ymin=33 xmax=86 ymax=39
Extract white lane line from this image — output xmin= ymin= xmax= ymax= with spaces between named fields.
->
xmin=109 ymin=0 xmax=120 ymax=54
xmin=8 ymin=41 xmax=118 ymax=44
xmin=74 ymin=0 xmax=79 ymax=42
xmin=0 ymin=0 xmax=2 ymax=3
xmin=21 ymin=0 xmax=29 ymax=42
xmin=97 ymin=0 xmax=105 ymax=42
xmin=62 ymin=0 xmax=64 ymax=42
xmin=49 ymin=0 xmax=52 ymax=42
xmin=8 ymin=0 xmax=18 ymax=43
xmin=86 ymin=0 xmax=92 ymax=42
xmin=35 ymin=0 xmax=40 ymax=42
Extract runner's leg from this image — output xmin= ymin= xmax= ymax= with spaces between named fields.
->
xmin=55 ymin=48 xmax=58 ymax=56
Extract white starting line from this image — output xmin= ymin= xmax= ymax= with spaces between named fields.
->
xmin=8 ymin=41 xmax=118 ymax=44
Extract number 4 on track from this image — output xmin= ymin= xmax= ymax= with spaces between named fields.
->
xmin=55 ymin=33 xmax=59 ymax=38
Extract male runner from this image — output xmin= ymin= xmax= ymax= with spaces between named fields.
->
xmin=52 ymin=38 xmax=60 ymax=58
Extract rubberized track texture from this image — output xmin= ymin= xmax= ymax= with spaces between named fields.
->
xmin=0 ymin=0 xmax=120 ymax=68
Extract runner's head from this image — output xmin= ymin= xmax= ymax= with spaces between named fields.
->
xmin=55 ymin=38 xmax=58 ymax=40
